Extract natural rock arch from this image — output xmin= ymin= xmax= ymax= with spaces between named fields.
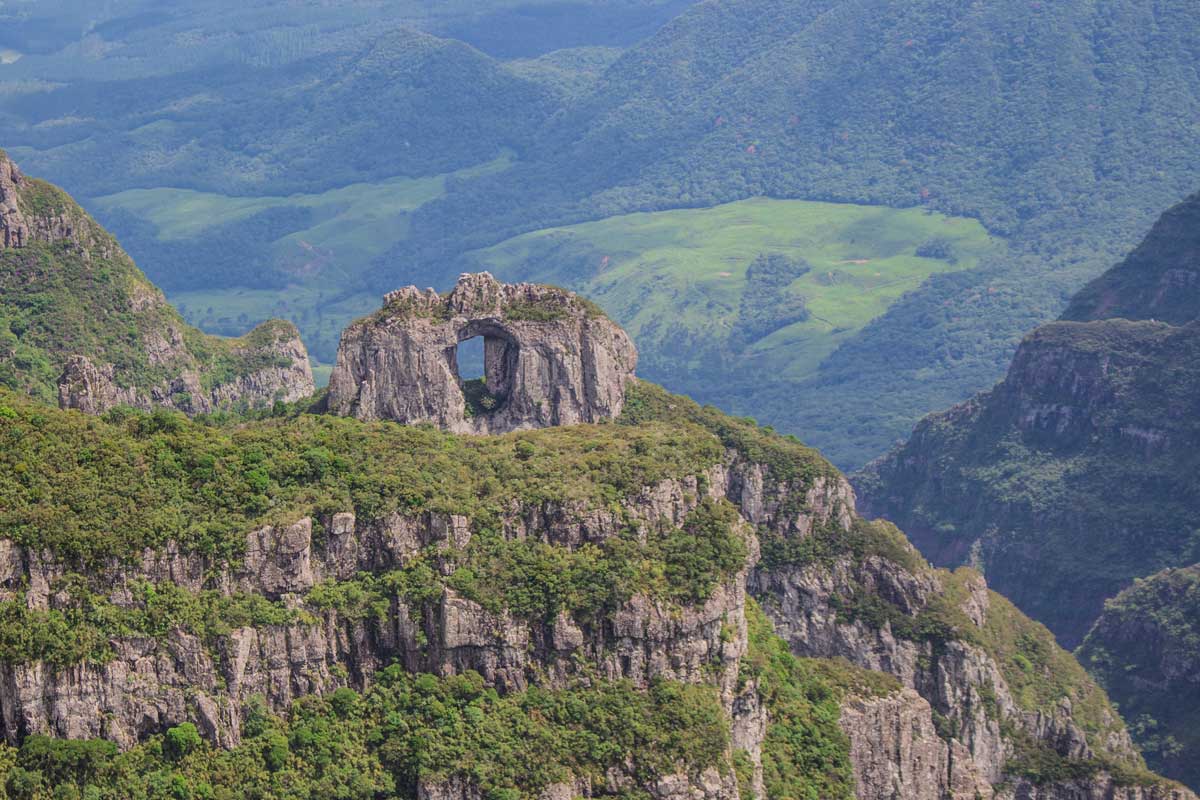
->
xmin=326 ymin=273 xmax=638 ymax=433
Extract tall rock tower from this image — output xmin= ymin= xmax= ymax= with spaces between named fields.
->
xmin=327 ymin=273 xmax=638 ymax=433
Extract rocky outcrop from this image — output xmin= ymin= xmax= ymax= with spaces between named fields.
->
xmin=327 ymin=272 xmax=637 ymax=433
xmin=841 ymin=688 xmax=992 ymax=800
xmin=0 ymin=149 xmax=315 ymax=414
xmin=853 ymin=317 xmax=1200 ymax=647
xmin=57 ymin=322 xmax=315 ymax=415
xmin=0 ymin=465 xmax=751 ymax=749
xmin=0 ymin=436 xmax=1180 ymax=800
xmin=1077 ymin=565 xmax=1200 ymax=790
xmin=0 ymin=150 xmax=29 ymax=248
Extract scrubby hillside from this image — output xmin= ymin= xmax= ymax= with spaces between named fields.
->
xmin=0 ymin=150 xmax=313 ymax=413
xmin=1080 ymin=565 xmax=1200 ymax=790
xmin=0 ymin=374 xmax=1185 ymax=799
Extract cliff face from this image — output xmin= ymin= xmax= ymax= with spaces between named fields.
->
xmin=854 ymin=191 xmax=1200 ymax=792
xmin=0 ymin=150 xmax=314 ymax=413
xmin=0 ymin=381 xmax=1185 ymax=800
xmin=855 ymin=319 xmax=1200 ymax=646
xmin=327 ymin=272 xmax=637 ymax=433
xmin=1078 ymin=565 xmax=1200 ymax=790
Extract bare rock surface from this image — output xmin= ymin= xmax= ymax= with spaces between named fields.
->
xmin=327 ymin=272 xmax=637 ymax=433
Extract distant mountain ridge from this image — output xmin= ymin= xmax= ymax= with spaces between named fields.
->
xmin=1063 ymin=191 xmax=1200 ymax=326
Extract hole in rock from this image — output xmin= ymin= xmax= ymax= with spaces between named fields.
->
xmin=455 ymin=333 xmax=514 ymax=417
xmin=456 ymin=336 xmax=486 ymax=381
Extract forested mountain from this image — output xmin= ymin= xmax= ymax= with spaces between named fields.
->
xmin=854 ymin=190 xmax=1200 ymax=788
xmin=1080 ymin=565 xmax=1200 ymax=791
xmin=1063 ymin=192 xmax=1200 ymax=326
xmin=375 ymin=0 xmax=1200 ymax=465
xmin=2 ymin=27 xmax=556 ymax=197
xmin=0 ymin=245 xmax=1188 ymax=798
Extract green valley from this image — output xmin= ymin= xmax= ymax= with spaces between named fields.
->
xmin=470 ymin=198 xmax=1001 ymax=455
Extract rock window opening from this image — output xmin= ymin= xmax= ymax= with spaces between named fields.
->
xmin=455 ymin=332 xmax=515 ymax=417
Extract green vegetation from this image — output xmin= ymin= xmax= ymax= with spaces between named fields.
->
xmin=0 ymin=670 xmax=731 ymax=800
xmin=0 ymin=582 xmax=296 ymax=667
xmin=854 ymin=316 xmax=1200 ymax=647
xmin=92 ymin=155 xmax=512 ymax=366
xmin=741 ymin=601 xmax=895 ymax=800
xmin=0 ymin=171 xmax=308 ymax=408
xmin=0 ymin=384 xmax=726 ymax=566
xmin=1064 ymin=191 xmax=1200 ymax=326
xmin=1079 ymin=565 xmax=1200 ymax=789
xmin=467 ymin=197 xmax=999 ymax=466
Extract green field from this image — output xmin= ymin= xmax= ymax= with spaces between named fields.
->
xmin=90 ymin=155 xmax=512 ymax=369
xmin=469 ymin=197 xmax=1003 ymax=381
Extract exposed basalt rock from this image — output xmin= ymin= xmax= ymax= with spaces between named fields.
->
xmin=841 ymin=687 xmax=992 ymax=800
xmin=1 ymin=149 xmax=316 ymax=414
xmin=999 ymin=778 xmax=1194 ymax=800
xmin=0 ymin=151 xmax=29 ymax=248
xmin=56 ymin=323 xmax=315 ymax=416
xmin=0 ymin=466 xmax=752 ymax=748
xmin=0 ymin=382 xmax=1186 ymax=797
xmin=416 ymin=767 xmax=737 ymax=800
xmin=853 ymin=318 xmax=1200 ymax=647
xmin=327 ymin=272 xmax=637 ymax=433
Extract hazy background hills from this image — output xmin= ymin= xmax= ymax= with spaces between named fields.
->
xmin=3 ymin=0 xmax=1199 ymax=467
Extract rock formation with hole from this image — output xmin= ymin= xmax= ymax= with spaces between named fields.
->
xmin=326 ymin=272 xmax=638 ymax=433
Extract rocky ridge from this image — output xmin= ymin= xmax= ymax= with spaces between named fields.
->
xmin=854 ymin=190 xmax=1200 ymax=790
xmin=0 ymin=149 xmax=314 ymax=414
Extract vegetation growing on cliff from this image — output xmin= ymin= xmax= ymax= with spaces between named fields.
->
xmin=0 ymin=165 xmax=307 ymax=408
xmin=0 ymin=671 xmax=730 ymax=800
xmin=740 ymin=601 xmax=891 ymax=800
xmin=0 ymin=384 xmax=727 ymax=565
xmin=1079 ymin=565 xmax=1200 ymax=788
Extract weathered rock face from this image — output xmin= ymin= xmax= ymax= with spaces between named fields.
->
xmin=0 ymin=440 xmax=1182 ymax=800
xmin=327 ymin=272 xmax=637 ymax=433
xmin=840 ymin=688 xmax=992 ymax=800
xmin=853 ymin=318 xmax=1200 ymax=648
xmin=0 ymin=151 xmax=29 ymax=248
xmin=0 ymin=465 xmax=750 ymax=750
xmin=56 ymin=323 xmax=315 ymax=416
xmin=0 ymin=149 xmax=315 ymax=414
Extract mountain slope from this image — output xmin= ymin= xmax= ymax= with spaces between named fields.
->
xmin=1080 ymin=565 xmax=1200 ymax=790
xmin=3 ymin=26 xmax=555 ymax=198
xmin=854 ymin=191 xmax=1200 ymax=788
xmin=374 ymin=0 xmax=1200 ymax=467
xmin=0 ymin=150 xmax=313 ymax=413
xmin=0 ymin=268 xmax=1189 ymax=798
xmin=1063 ymin=191 xmax=1200 ymax=326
